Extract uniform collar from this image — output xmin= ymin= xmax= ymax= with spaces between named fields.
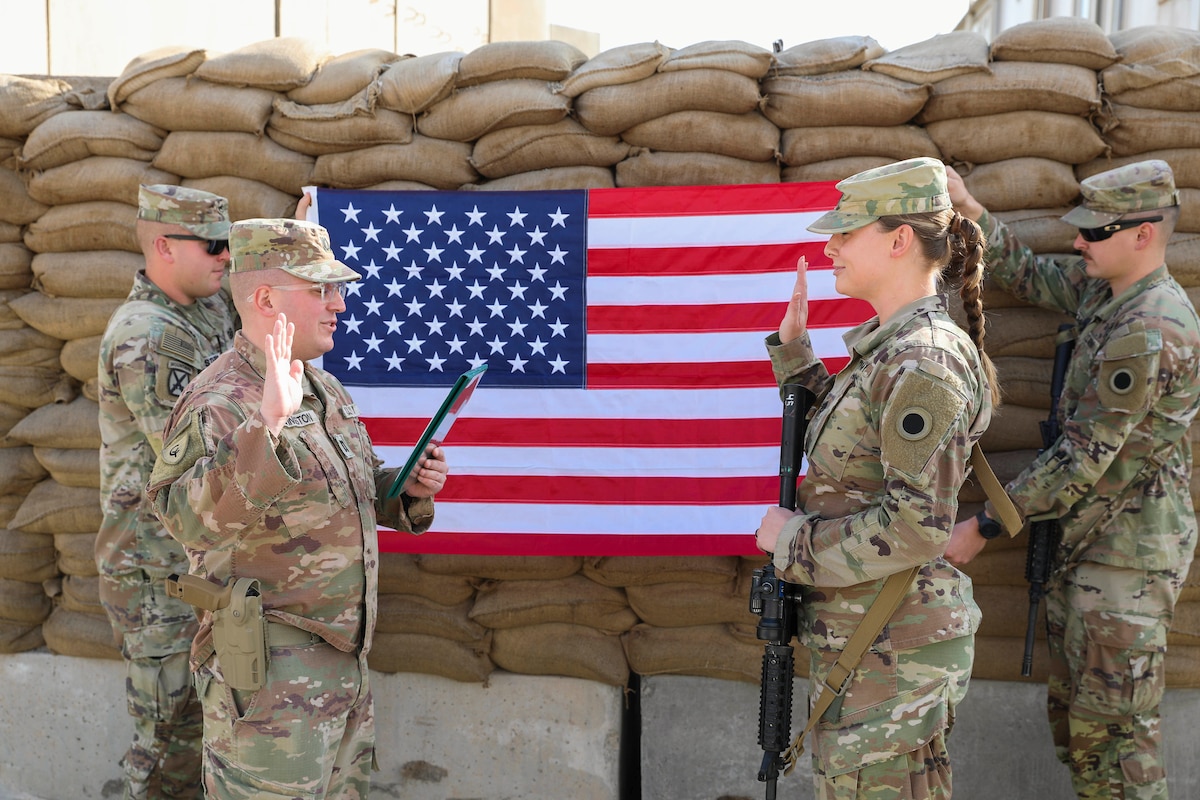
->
xmin=844 ymin=294 xmax=947 ymax=357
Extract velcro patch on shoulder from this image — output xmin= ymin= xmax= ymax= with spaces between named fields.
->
xmin=159 ymin=325 xmax=197 ymax=364
xmin=881 ymin=365 xmax=967 ymax=484
xmin=151 ymin=411 xmax=207 ymax=486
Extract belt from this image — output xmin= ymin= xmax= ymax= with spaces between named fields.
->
xmin=267 ymin=620 xmax=319 ymax=648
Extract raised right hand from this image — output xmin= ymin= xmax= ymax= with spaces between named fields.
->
xmin=261 ymin=313 xmax=303 ymax=436
xmin=779 ymin=256 xmax=810 ymax=343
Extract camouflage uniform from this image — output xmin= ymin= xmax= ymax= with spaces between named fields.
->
xmin=96 ymin=185 xmax=235 ymax=800
xmin=976 ymin=160 xmax=1200 ymax=799
xmin=767 ymin=158 xmax=991 ymax=799
xmin=145 ymin=219 xmax=435 ymax=800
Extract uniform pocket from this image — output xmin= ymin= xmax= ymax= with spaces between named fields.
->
xmin=814 ymin=675 xmax=950 ymax=778
xmin=1095 ymin=330 xmax=1160 ymax=413
xmin=1076 ymin=609 xmax=1167 ymax=717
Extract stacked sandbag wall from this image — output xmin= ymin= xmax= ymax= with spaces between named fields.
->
xmin=0 ymin=21 xmax=1197 ymax=689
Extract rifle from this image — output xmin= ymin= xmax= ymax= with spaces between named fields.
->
xmin=749 ymin=383 xmax=814 ymax=799
xmin=1022 ymin=323 xmax=1075 ymax=677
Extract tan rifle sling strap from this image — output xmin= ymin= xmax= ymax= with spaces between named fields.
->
xmin=969 ymin=443 xmax=1024 ymax=536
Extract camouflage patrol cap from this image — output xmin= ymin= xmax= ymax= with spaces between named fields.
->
xmin=229 ymin=218 xmax=361 ymax=282
xmin=1060 ymin=159 xmax=1180 ymax=228
xmin=807 ymin=157 xmax=952 ymax=234
xmin=137 ymin=184 xmax=231 ymax=238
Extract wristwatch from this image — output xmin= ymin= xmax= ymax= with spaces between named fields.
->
xmin=975 ymin=509 xmax=1004 ymax=540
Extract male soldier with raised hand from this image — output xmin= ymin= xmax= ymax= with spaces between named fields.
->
xmin=945 ymin=160 xmax=1200 ymax=800
xmin=146 ymin=218 xmax=448 ymax=799
xmin=96 ymin=184 xmax=236 ymax=799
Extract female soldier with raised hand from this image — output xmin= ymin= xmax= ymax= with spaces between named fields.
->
xmin=755 ymin=157 xmax=999 ymax=800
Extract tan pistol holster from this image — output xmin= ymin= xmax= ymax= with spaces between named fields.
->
xmin=780 ymin=444 xmax=1022 ymax=773
xmin=166 ymin=573 xmax=268 ymax=692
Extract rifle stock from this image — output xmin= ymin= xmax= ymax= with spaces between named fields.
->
xmin=1022 ymin=324 xmax=1075 ymax=677
xmin=750 ymin=383 xmax=814 ymax=798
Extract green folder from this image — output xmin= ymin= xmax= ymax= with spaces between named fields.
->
xmin=385 ymin=364 xmax=488 ymax=500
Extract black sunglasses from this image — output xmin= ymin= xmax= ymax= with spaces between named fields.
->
xmin=163 ymin=234 xmax=229 ymax=256
xmin=1078 ymin=215 xmax=1162 ymax=243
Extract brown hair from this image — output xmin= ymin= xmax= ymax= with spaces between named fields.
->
xmin=877 ymin=210 xmax=1002 ymax=406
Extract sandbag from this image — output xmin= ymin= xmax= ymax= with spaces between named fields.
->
xmin=0 ymin=400 xmax=27 ymax=440
xmin=468 ymin=575 xmax=637 ymax=633
xmin=0 ymin=326 xmax=61 ymax=368
xmin=783 ymin=157 xmax=895 ymax=183
xmin=55 ymin=531 xmax=98 ymax=576
xmin=42 ymin=605 xmax=121 ymax=659
xmin=267 ymin=102 xmax=414 ymax=156
xmin=615 ymin=150 xmax=779 ymax=187
xmin=194 ymin=36 xmax=328 ymax=91
xmin=287 ymin=48 xmax=402 ymax=105
xmin=378 ymin=551 xmax=478 ymax=603
xmin=927 ymin=111 xmax=1108 ymax=165
xmin=122 ymin=76 xmax=279 ymax=134
xmin=31 ymin=250 xmax=142 ymax=299
xmin=0 ymin=242 xmax=33 ymax=290
xmin=0 ymin=447 xmax=47 ymax=497
xmin=657 ymin=40 xmax=774 ymax=79
xmin=17 ymin=110 xmax=165 ymax=171
xmin=181 ymin=177 xmax=300 ymax=222
xmin=582 ymin=556 xmax=738 ymax=587
xmin=1102 ymin=26 xmax=1200 ymax=96
xmin=574 ymin=69 xmax=762 ymax=136
xmin=991 ymin=207 xmax=1079 ymax=254
xmin=60 ymin=574 xmax=103 ymax=615
xmin=916 ymin=61 xmax=1101 ymax=123
xmin=415 ymin=554 xmax=582 ymax=581
xmin=25 ymin=156 xmax=178 ymax=207
xmin=0 ymin=528 xmax=57 ymax=582
xmin=9 ymin=291 xmax=121 ymax=340
xmin=620 ymin=110 xmax=779 ymax=163
xmin=0 ymin=577 xmax=52 ymax=624
xmin=376 ymin=51 xmax=463 ymax=114
xmin=763 ymin=71 xmax=930 ymax=128
xmin=554 ymin=41 xmax=670 ymax=98
xmin=626 ymin=577 xmax=756 ymax=628
xmin=107 ymin=45 xmax=208 ymax=108
xmin=464 ymin=166 xmax=616 ymax=191
xmin=0 ymin=168 xmax=50 ymax=225
xmin=622 ymin=622 xmax=768 ymax=683
xmin=153 ymin=130 xmax=315 ymax=194
xmin=956 ymin=158 xmax=1081 ymax=212
xmin=23 ymin=201 xmax=139 ymax=254
xmin=0 ymin=618 xmax=45 ymax=654
xmin=470 ymin=119 xmax=628 ymax=179
xmin=491 ymin=623 xmax=630 ymax=686
xmin=0 ymin=367 xmax=75 ymax=409
xmin=863 ymin=31 xmax=992 ymax=84
xmin=0 ymin=222 xmax=21 ymax=244
xmin=772 ymin=36 xmax=885 ymax=76
xmin=369 ymin=631 xmax=493 ymax=682
xmin=417 ymin=79 xmax=571 ymax=142
xmin=7 ymin=395 xmax=101 ymax=449
xmin=1104 ymin=104 xmax=1200 ymax=157
xmin=779 ymin=125 xmax=939 ymax=168
xmin=9 ymin=479 xmax=102 ymax=535
xmin=1076 ymin=148 xmax=1200 ymax=188
xmin=0 ymin=75 xmax=73 ymax=138
xmin=980 ymin=403 xmax=1051 ymax=452
xmin=374 ymin=594 xmax=487 ymax=641
xmin=33 ymin=446 xmax=99 ymax=489
xmin=989 ymin=17 xmax=1120 ymax=70
xmin=310 ymin=138 xmax=475 ymax=190
xmin=991 ymin=356 xmax=1053 ymax=410
xmin=456 ymin=40 xmax=588 ymax=87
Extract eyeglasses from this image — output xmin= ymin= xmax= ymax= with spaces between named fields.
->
xmin=163 ymin=234 xmax=229 ymax=256
xmin=1077 ymin=215 xmax=1163 ymax=243
xmin=263 ymin=283 xmax=350 ymax=303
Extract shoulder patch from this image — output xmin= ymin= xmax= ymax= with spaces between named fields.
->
xmin=156 ymin=357 xmax=196 ymax=402
xmin=159 ymin=325 xmax=198 ymax=364
xmin=151 ymin=411 xmax=207 ymax=486
xmin=881 ymin=365 xmax=967 ymax=486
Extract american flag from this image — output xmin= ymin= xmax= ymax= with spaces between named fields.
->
xmin=309 ymin=183 xmax=865 ymax=555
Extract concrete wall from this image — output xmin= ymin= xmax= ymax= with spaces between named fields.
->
xmin=3 ymin=649 xmax=1198 ymax=800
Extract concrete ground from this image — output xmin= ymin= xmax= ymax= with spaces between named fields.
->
xmin=1 ymin=649 xmax=1197 ymax=799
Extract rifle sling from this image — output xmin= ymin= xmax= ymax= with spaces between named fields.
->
xmin=970 ymin=443 xmax=1023 ymax=536
xmin=781 ymin=563 xmax=922 ymax=773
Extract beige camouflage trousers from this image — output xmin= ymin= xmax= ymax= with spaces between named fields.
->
xmin=1045 ymin=561 xmax=1184 ymax=800
xmin=102 ymin=574 xmax=202 ymax=800
xmin=807 ymin=636 xmax=974 ymax=800
xmin=194 ymin=637 xmax=375 ymax=800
